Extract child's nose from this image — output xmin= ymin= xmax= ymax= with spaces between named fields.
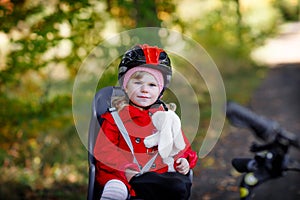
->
xmin=140 ymin=84 xmax=148 ymax=93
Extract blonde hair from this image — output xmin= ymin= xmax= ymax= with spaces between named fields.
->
xmin=128 ymin=71 xmax=148 ymax=82
xmin=111 ymin=95 xmax=128 ymax=111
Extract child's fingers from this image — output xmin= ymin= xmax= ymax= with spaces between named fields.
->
xmin=176 ymin=158 xmax=183 ymax=164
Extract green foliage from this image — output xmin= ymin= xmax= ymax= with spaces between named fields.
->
xmin=273 ymin=0 xmax=300 ymax=21
xmin=0 ymin=0 xmax=295 ymax=198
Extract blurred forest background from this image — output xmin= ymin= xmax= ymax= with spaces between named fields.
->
xmin=0 ymin=0 xmax=299 ymax=199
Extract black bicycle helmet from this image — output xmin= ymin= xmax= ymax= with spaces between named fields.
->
xmin=118 ymin=44 xmax=172 ymax=89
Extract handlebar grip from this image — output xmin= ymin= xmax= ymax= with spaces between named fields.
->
xmin=232 ymin=158 xmax=257 ymax=173
xmin=226 ymin=101 xmax=279 ymax=142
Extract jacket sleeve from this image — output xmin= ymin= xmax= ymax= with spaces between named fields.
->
xmin=174 ymin=131 xmax=198 ymax=169
xmin=94 ymin=113 xmax=136 ymax=178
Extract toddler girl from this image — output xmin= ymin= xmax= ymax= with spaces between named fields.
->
xmin=94 ymin=44 xmax=198 ymax=200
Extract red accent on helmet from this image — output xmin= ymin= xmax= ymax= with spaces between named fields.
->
xmin=140 ymin=44 xmax=164 ymax=65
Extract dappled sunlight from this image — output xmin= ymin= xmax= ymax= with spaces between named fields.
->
xmin=0 ymin=31 xmax=9 ymax=70
xmin=177 ymin=0 xmax=221 ymax=21
xmin=251 ymin=22 xmax=300 ymax=66
xmin=1 ymin=0 xmax=300 ymax=199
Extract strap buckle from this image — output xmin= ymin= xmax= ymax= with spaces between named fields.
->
xmin=108 ymin=107 xmax=117 ymax=112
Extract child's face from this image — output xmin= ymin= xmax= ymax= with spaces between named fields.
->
xmin=125 ymin=73 xmax=160 ymax=108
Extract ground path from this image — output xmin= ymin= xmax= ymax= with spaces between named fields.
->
xmin=190 ymin=22 xmax=300 ymax=200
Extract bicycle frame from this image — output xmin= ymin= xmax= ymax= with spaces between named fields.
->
xmin=226 ymin=101 xmax=300 ymax=200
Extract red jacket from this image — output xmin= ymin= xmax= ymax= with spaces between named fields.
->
xmin=94 ymin=105 xmax=198 ymax=196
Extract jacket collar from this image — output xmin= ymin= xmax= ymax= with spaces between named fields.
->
xmin=119 ymin=105 xmax=164 ymax=126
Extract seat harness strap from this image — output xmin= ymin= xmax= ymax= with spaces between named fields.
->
xmin=109 ymin=107 xmax=158 ymax=174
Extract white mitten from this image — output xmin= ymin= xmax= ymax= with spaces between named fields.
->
xmin=151 ymin=110 xmax=186 ymax=159
xmin=163 ymin=157 xmax=175 ymax=172
xmin=143 ymin=132 xmax=159 ymax=148
xmin=171 ymin=112 xmax=185 ymax=156
xmin=144 ymin=110 xmax=186 ymax=172
xmin=152 ymin=111 xmax=173 ymax=159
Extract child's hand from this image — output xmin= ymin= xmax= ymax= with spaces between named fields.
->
xmin=175 ymin=158 xmax=190 ymax=175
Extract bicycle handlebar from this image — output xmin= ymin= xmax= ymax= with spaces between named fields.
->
xmin=226 ymin=101 xmax=300 ymax=200
xmin=226 ymin=101 xmax=299 ymax=148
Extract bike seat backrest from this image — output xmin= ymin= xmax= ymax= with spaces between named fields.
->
xmin=89 ymin=86 xmax=125 ymax=154
xmin=94 ymin=86 xmax=125 ymax=124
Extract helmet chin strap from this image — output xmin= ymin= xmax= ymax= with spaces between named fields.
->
xmin=128 ymin=99 xmax=168 ymax=111
xmin=129 ymin=100 xmax=152 ymax=110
